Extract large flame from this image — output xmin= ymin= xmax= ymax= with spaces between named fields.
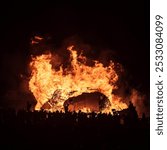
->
xmin=29 ymin=45 xmax=127 ymax=113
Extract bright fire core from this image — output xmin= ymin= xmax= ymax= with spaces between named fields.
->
xmin=29 ymin=45 xmax=127 ymax=113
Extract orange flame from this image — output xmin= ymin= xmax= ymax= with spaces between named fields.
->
xmin=29 ymin=45 xmax=127 ymax=113
xmin=31 ymin=36 xmax=44 ymax=45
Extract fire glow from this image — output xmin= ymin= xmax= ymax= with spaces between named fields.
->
xmin=29 ymin=42 xmax=128 ymax=113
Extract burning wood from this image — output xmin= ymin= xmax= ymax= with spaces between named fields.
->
xmin=29 ymin=40 xmax=128 ymax=113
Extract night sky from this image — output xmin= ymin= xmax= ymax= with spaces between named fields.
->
xmin=0 ymin=1 xmax=149 ymax=109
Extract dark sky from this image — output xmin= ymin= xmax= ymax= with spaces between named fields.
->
xmin=0 ymin=1 xmax=149 ymax=108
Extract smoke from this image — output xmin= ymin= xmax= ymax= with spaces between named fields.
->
xmin=1 ymin=39 xmax=38 ymax=110
xmin=130 ymin=89 xmax=149 ymax=118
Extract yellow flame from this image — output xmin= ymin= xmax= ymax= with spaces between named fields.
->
xmin=29 ymin=45 xmax=127 ymax=113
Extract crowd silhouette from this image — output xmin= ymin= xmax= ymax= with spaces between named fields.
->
xmin=0 ymin=102 xmax=149 ymax=150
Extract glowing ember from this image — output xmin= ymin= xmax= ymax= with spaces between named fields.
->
xmin=31 ymin=36 xmax=44 ymax=45
xmin=29 ymin=45 xmax=127 ymax=113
